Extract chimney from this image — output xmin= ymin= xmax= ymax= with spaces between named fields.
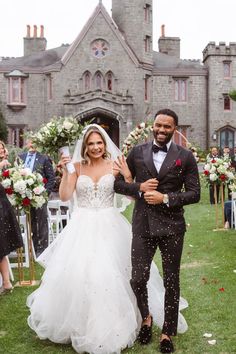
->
xmin=33 ymin=25 xmax=37 ymax=37
xmin=40 ymin=25 xmax=44 ymax=38
xmin=158 ymin=25 xmax=180 ymax=58
xmin=26 ymin=25 xmax=30 ymax=37
xmin=24 ymin=25 xmax=47 ymax=56
xmin=161 ymin=24 xmax=165 ymax=37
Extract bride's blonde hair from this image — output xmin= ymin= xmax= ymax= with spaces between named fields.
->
xmin=81 ymin=126 xmax=111 ymax=164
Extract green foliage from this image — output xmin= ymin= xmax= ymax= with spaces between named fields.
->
xmin=6 ymin=145 xmax=23 ymax=165
xmin=0 ymin=108 xmax=8 ymax=142
xmin=1 ymin=183 xmax=236 ymax=353
xmin=229 ymin=89 xmax=236 ymax=101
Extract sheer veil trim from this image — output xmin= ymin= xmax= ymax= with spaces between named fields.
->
xmin=70 ymin=123 xmax=130 ymax=212
xmin=72 ymin=124 xmax=122 ymax=163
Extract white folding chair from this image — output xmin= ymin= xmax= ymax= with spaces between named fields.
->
xmin=231 ymin=192 xmax=236 ymax=229
xmin=47 ymin=200 xmax=63 ymax=243
xmin=58 ymin=200 xmax=71 ymax=225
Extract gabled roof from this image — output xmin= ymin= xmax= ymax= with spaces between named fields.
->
xmin=0 ymin=45 xmax=69 ymax=73
xmin=61 ymin=2 xmax=140 ymax=67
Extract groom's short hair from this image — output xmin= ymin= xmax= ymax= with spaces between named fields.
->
xmin=154 ymin=108 xmax=178 ymax=126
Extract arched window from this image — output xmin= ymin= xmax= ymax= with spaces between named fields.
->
xmin=106 ymin=71 xmax=113 ymax=91
xmin=83 ymin=71 xmax=91 ymax=91
xmin=95 ymin=71 xmax=103 ymax=90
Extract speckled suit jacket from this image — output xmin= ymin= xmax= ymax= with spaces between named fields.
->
xmin=114 ymin=141 xmax=201 ymax=238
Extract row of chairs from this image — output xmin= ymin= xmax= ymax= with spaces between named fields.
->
xmin=47 ymin=199 xmax=71 ymax=243
xmin=6 ymin=200 xmax=71 ymax=277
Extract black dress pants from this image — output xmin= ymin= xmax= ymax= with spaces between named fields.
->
xmin=30 ymin=203 xmax=49 ymax=256
xmin=130 ymin=232 xmax=184 ymax=336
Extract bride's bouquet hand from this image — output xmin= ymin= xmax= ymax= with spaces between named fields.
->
xmin=114 ymin=155 xmax=133 ymax=183
xmin=58 ymin=154 xmax=72 ymax=172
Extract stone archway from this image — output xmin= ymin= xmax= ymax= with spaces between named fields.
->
xmin=75 ymin=107 xmax=120 ymax=147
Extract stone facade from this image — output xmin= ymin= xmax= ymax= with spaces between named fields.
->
xmin=0 ymin=0 xmax=235 ymax=151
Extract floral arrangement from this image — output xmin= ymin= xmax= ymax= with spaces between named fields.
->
xmin=30 ymin=116 xmax=84 ymax=162
xmin=203 ymin=155 xmax=235 ymax=186
xmin=0 ymin=162 xmax=48 ymax=212
xmin=122 ymin=122 xmax=152 ymax=156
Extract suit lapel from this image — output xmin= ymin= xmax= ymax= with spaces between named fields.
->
xmin=142 ymin=142 xmax=159 ymax=177
xmin=33 ymin=152 xmax=40 ymax=172
xmin=158 ymin=142 xmax=180 ymax=180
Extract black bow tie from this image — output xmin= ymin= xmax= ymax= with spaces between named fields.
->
xmin=152 ymin=144 xmax=168 ymax=153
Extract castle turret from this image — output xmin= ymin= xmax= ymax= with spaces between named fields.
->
xmin=24 ymin=25 xmax=47 ymax=56
xmin=112 ymin=0 xmax=153 ymax=65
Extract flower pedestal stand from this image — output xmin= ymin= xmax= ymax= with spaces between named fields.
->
xmin=213 ymin=183 xmax=227 ymax=232
xmin=15 ymin=210 xmax=40 ymax=287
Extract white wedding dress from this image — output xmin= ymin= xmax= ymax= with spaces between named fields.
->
xmin=27 ymin=174 xmax=188 ymax=354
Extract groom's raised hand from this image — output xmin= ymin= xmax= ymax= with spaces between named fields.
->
xmin=140 ymin=178 xmax=158 ymax=193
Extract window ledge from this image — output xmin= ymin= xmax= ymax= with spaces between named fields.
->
xmin=7 ymin=103 xmax=26 ymax=111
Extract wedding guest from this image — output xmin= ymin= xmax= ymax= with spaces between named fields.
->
xmin=207 ymin=146 xmax=220 ymax=204
xmin=19 ymin=139 xmax=55 ymax=257
xmin=0 ymin=160 xmax=23 ymax=295
xmin=26 ymin=124 xmax=188 ymax=354
xmin=0 ymin=140 xmax=10 ymax=170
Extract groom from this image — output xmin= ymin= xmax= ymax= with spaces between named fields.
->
xmin=114 ymin=108 xmax=200 ymax=353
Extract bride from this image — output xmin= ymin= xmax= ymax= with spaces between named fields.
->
xmin=27 ymin=124 xmax=188 ymax=354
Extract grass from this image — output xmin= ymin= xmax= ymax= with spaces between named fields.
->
xmin=1 ymin=183 xmax=236 ymax=354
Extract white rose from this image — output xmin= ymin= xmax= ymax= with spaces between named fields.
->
xmin=1 ymin=178 xmax=11 ymax=188
xmin=209 ymin=173 xmax=218 ymax=182
xmin=33 ymin=185 xmax=45 ymax=195
xmin=209 ymin=166 xmax=216 ymax=173
xmin=226 ymin=171 xmax=234 ymax=180
xmin=26 ymin=178 xmax=34 ymax=186
xmin=14 ymin=180 xmax=27 ymax=194
xmin=63 ymin=121 xmax=73 ymax=130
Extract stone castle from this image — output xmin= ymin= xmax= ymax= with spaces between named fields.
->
xmin=0 ymin=0 xmax=235 ymax=151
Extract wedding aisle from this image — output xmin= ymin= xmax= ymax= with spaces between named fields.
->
xmin=1 ymin=184 xmax=235 ymax=354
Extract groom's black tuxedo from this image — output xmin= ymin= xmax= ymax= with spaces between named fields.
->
xmin=114 ymin=141 xmax=200 ymax=336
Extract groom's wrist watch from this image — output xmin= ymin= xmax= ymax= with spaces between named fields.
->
xmin=162 ymin=194 xmax=169 ymax=205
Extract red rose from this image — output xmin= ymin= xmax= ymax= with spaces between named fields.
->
xmin=5 ymin=187 xmax=13 ymax=195
xmin=220 ymin=174 xmax=226 ymax=181
xmin=219 ymin=287 xmax=225 ymax=292
xmin=175 ymin=159 xmax=182 ymax=167
xmin=204 ymin=170 xmax=210 ymax=176
xmin=2 ymin=170 xmax=10 ymax=177
xmin=43 ymin=178 xmax=48 ymax=184
xmin=22 ymin=198 xmax=31 ymax=206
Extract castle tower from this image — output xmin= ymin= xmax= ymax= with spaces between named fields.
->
xmin=112 ymin=0 xmax=153 ymax=65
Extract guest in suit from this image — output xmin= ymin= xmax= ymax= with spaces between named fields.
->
xmin=114 ymin=108 xmax=200 ymax=353
xmin=207 ymin=146 xmax=220 ymax=204
xmin=19 ymin=139 xmax=55 ymax=256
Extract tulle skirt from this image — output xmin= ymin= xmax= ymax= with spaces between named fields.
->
xmin=27 ymin=206 xmax=188 ymax=354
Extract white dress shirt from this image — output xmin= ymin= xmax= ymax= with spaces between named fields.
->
xmin=153 ymin=140 xmax=172 ymax=173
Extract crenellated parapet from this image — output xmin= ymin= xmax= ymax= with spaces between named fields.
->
xmin=203 ymin=41 xmax=236 ymax=62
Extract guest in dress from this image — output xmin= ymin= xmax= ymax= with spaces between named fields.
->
xmin=0 ymin=159 xmax=23 ymax=295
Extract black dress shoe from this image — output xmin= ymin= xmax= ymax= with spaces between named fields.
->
xmin=137 ymin=316 xmax=153 ymax=345
xmin=159 ymin=338 xmax=174 ymax=353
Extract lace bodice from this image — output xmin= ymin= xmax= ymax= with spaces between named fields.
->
xmin=76 ymin=174 xmax=115 ymax=208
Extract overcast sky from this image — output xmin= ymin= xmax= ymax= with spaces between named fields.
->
xmin=0 ymin=0 xmax=235 ymax=60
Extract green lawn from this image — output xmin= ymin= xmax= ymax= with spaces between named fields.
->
xmin=1 ymin=184 xmax=236 ymax=354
